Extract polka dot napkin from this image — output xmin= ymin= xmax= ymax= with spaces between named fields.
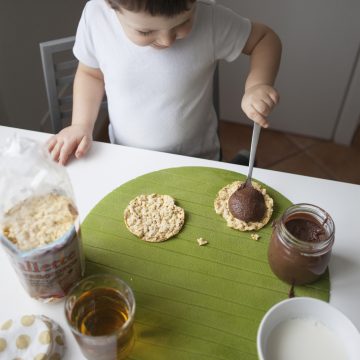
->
xmin=0 ymin=314 xmax=66 ymax=359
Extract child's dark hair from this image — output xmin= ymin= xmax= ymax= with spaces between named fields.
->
xmin=107 ymin=0 xmax=196 ymax=17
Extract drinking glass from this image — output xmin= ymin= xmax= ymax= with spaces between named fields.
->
xmin=65 ymin=273 xmax=136 ymax=360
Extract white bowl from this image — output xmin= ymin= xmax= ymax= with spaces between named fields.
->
xmin=257 ymin=297 xmax=360 ymax=360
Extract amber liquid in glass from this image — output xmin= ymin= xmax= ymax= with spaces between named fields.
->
xmin=70 ymin=287 xmax=134 ymax=360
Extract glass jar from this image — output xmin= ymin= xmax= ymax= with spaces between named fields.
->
xmin=268 ymin=203 xmax=335 ymax=285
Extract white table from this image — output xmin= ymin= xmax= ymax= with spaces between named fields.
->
xmin=1 ymin=125 xmax=359 ymax=358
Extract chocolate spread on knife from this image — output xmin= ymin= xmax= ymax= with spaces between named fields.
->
xmin=288 ymin=283 xmax=295 ymax=298
xmin=228 ymin=184 xmax=266 ymax=222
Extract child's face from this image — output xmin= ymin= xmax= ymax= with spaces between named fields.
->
xmin=116 ymin=4 xmax=196 ymax=49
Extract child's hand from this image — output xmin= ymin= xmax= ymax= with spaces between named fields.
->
xmin=241 ymin=84 xmax=279 ymax=128
xmin=47 ymin=124 xmax=93 ymax=165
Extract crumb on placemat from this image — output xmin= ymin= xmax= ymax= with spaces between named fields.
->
xmin=251 ymin=233 xmax=260 ymax=241
xmin=197 ymin=237 xmax=208 ymax=246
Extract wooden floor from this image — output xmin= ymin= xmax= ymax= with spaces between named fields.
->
xmin=219 ymin=120 xmax=360 ymax=185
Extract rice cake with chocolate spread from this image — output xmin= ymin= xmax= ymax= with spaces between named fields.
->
xmin=214 ymin=181 xmax=273 ymax=231
xmin=124 ymin=194 xmax=185 ymax=242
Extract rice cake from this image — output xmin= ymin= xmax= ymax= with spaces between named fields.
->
xmin=2 ymin=193 xmax=78 ymax=251
xmin=124 ymin=194 xmax=185 ymax=242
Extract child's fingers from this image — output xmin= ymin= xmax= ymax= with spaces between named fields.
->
xmin=268 ymin=89 xmax=280 ymax=105
xmin=249 ymin=106 xmax=269 ymax=128
xmin=50 ymin=141 xmax=63 ymax=162
xmin=261 ymin=95 xmax=276 ymax=110
xmin=75 ymin=136 xmax=91 ymax=158
xmin=59 ymin=142 xmax=77 ymax=166
xmin=47 ymin=136 xmax=58 ymax=152
xmin=253 ymin=100 xmax=271 ymax=117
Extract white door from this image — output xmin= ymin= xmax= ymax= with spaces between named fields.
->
xmin=218 ymin=0 xmax=360 ymax=142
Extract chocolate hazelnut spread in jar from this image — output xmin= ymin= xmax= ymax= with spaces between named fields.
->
xmin=268 ymin=203 xmax=335 ymax=285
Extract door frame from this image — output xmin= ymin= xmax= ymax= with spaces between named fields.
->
xmin=333 ymin=46 xmax=360 ymax=145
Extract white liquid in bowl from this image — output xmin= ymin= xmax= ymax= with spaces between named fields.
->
xmin=266 ymin=317 xmax=348 ymax=360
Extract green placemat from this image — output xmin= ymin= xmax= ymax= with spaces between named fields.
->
xmin=82 ymin=166 xmax=330 ymax=360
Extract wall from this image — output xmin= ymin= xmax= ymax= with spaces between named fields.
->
xmin=0 ymin=0 xmax=86 ymax=131
xmin=217 ymin=0 xmax=360 ymax=142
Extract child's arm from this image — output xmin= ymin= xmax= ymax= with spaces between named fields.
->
xmin=47 ymin=63 xmax=105 ymax=165
xmin=241 ymin=22 xmax=282 ymax=128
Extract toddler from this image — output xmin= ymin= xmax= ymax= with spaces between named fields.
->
xmin=48 ymin=0 xmax=281 ymax=165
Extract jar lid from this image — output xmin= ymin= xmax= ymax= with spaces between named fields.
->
xmin=0 ymin=314 xmax=66 ymax=359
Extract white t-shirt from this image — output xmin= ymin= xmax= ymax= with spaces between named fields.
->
xmin=74 ymin=0 xmax=251 ymax=160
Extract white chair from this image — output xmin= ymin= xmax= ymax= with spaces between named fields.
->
xmin=213 ymin=63 xmax=220 ymax=119
xmin=39 ymin=36 xmax=107 ymax=136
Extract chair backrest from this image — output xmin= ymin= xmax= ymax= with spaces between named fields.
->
xmin=40 ymin=36 xmax=107 ymax=134
xmin=213 ymin=62 xmax=220 ymax=119
xmin=40 ymin=36 xmax=78 ymax=133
